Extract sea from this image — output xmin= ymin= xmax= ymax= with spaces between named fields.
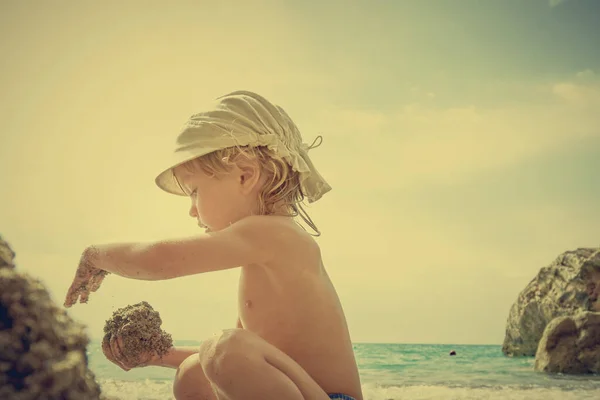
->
xmin=88 ymin=341 xmax=600 ymax=400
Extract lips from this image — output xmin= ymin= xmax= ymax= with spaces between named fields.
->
xmin=198 ymin=220 xmax=211 ymax=233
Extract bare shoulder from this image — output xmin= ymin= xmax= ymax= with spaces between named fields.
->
xmin=231 ymin=215 xmax=320 ymax=264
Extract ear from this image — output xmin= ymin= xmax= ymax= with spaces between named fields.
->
xmin=235 ymin=158 xmax=261 ymax=195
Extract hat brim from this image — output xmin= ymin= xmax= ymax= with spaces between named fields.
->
xmin=154 ymin=147 xmax=222 ymax=196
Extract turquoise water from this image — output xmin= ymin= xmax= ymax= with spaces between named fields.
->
xmin=89 ymin=341 xmax=600 ymax=399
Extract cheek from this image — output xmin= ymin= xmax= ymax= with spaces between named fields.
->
xmin=193 ymin=193 xmax=220 ymax=219
xmin=194 ymin=197 xmax=208 ymax=216
xmin=195 ymin=180 xmax=242 ymax=224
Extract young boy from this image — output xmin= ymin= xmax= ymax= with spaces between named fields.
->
xmin=64 ymin=91 xmax=363 ymax=400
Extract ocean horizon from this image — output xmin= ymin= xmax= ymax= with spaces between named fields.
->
xmin=89 ymin=340 xmax=600 ymax=400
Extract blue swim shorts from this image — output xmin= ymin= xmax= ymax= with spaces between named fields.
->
xmin=328 ymin=394 xmax=356 ymax=400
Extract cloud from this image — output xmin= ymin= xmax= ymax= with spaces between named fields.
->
xmin=549 ymin=0 xmax=569 ymax=7
xmin=308 ymin=74 xmax=600 ymax=192
xmin=552 ymin=70 xmax=600 ymax=109
xmin=552 ymin=82 xmax=600 ymax=106
xmin=576 ymin=69 xmax=596 ymax=80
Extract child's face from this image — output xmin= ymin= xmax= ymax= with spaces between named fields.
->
xmin=174 ymin=164 xmax=257 ymax=233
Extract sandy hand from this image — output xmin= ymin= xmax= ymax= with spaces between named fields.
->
xmin=101 ymin=326 xmax=162 ymax=371
xmin=64 ymin=247 xmax=110 ymax=307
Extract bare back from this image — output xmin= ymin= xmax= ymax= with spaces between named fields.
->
xmin=237 ymin=218 xmax=362 ymax=399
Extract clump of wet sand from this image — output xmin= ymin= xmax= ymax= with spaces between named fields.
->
xmin=103 ymin=301 xmax=173 ymax=364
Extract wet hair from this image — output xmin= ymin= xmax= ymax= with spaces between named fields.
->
xmin=177 ymin=145 xmax=320 ymax=235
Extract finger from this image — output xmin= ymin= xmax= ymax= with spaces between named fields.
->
xmin=64 ymin=284 xmax=81 ymax=308
xmin=109 ymin=337 xmax=129 ymax=371
xmin=79 ymin=288 xmax=90 ymax=304
xmin=87 ymin=275 xmax=98 ymax=292
xmin=102 ymin=334 xmax=128 ymax=371
xmin=108 ymin=334 xmax=126 ymax=368
xmin=101 ymin=334 xmax=115 ymax=361
xmin=65 ymin=252 xmax=97 ymax=307
xmin=64 ymin=295 xmax=76 ymax=308
xmin=64 ymin=273 xmax=91 ymax=307
xmin=116 ymin=335 xmax=139 ymax=365
xmin=110 ymin=334 xmax=131 ymax=371
xmin=75 ymin=280 xmax=91 ymax=304
xmin=89 ymin=272 xmax=107 ymax=292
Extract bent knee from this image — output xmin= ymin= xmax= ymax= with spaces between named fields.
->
xmin=200 ymin=329 xmax=253 ymax=380
xmin=173 ymin=353 xmax=207 ymax=400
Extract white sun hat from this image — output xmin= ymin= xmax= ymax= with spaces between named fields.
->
xmin=154 ymin=90 xmax=332 ymax=203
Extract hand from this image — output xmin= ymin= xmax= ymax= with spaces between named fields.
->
xmin=101 ymin=328 xmax=161 ymax=371
xmin=64 ymin=246 xmax=110 ymax=307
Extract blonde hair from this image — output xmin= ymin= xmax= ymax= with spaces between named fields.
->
xmin=178 ymin=145 xmax=320 ymax=236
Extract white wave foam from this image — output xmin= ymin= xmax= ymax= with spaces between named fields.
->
xmin=99 ymin=379 xmax=600 ymax=400
xmin=100 ymin=379 xmax=173 ymax=400
xmin=361 ymin=382 xmax=600 ymax=400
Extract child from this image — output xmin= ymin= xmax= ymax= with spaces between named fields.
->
xmin=64 ymin=91 xmax=363 ymax=400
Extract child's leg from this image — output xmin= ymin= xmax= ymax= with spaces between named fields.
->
xmin=198 ymin=329 xmax=330 ymax=400
xmin=148 ymin=347 xmax=217 ymax=400
xmin=173 ymin=353 xmax=218 ymax=400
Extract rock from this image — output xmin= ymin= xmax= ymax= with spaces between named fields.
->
xmin=502 ymin=247 xmax=600 ymax=357
xmin=103 ymin=301 xmax=173 ymax=365
xmin=0 ymin=235 xmax=15 ymax=269
xmin=534 ymin=311 xmax=600 ymax=374
xmin=0 ymin=268 xmax=102 ymax=399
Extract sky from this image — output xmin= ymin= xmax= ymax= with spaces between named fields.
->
xmin=1 ymin=0 xmax=599 ymax=345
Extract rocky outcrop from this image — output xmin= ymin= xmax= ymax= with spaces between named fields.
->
xmin=0 ymin=235 xmax=15 ymax=269
xmin=534 ymin=311 xmax=600 ymax=374
xmin=502 ymin=247 xmax=600 ymax=357
xmin=0 ymin=235 xmax=103 ymax=399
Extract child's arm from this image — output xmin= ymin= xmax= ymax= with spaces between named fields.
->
xmin=103 ymin=340 xmax=198 ymax=370
xmin=95 ymin=216 xmax=276 ymax=279
xmin=149 ymin=346 xmax=199 ymax=369
xmin=65 ymin=216 xmax=284 ymax=307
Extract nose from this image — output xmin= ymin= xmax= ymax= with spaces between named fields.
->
xmin=188 ymin=203 xmax=198 ymax=218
